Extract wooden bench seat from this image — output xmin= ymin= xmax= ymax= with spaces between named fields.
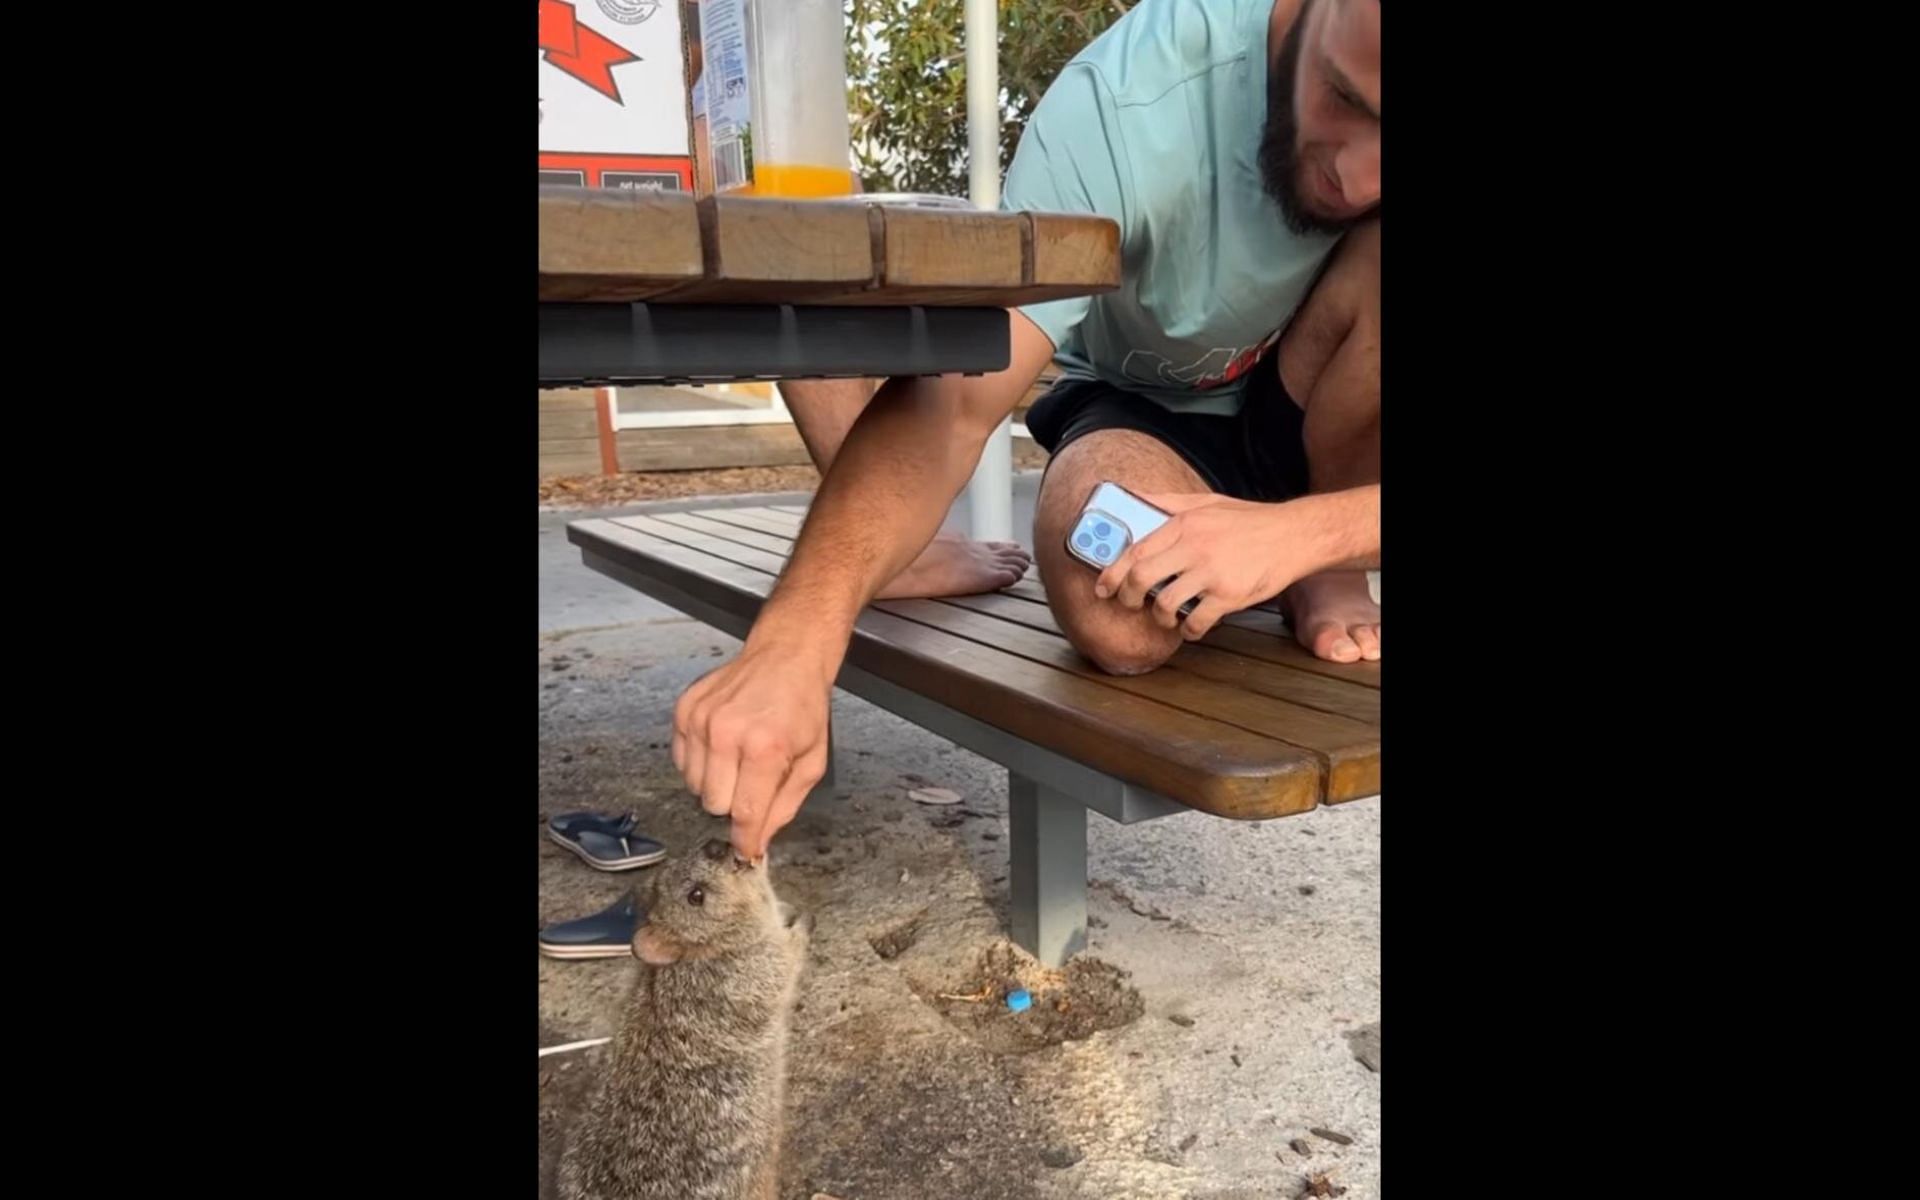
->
xmin=569 ymin=502 xmax=1380 ymax=964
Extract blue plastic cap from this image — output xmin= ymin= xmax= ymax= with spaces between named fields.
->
xmin=1006 ymin=988 xmax=1033 ymax=1012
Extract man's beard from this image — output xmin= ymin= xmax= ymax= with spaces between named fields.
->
xmin=1259 ymin=0 xmax=1362 ymax=237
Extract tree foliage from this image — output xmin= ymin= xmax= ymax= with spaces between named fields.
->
xmin=846 ymin=0 xmax=1134 ymax=196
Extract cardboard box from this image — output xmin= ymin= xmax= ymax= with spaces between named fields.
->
xmin=538 ymin=0 xmax=695 ymax=190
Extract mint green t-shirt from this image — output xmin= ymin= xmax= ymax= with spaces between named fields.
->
xmin=1001 ymin=0 xmax=1341 ymax=416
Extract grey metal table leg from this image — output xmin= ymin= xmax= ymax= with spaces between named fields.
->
xmin=1009 ymin=772 xmax=1088 ymax=967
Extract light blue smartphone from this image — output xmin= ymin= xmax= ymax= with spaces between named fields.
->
xmin=1066 ymin=481 xmax=1197 ymax=619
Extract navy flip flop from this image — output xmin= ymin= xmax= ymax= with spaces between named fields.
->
xmin=538 ymin=892 xmax=642 ymax=960
xmin=545 ymin=811 xmax=667 ymax=872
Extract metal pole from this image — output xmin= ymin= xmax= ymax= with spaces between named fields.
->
xmin=1009 ymin=773 xmax=1089 ymax=966
xmin=962 ymin=0 xmax=1013 ymax=543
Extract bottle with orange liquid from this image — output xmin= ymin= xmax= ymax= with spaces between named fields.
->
xmin=700 ymin=0 xmax=856 ymax=198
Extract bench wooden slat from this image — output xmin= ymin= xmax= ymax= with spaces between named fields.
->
xmin=680 ymin=506 xmax=806 ymax=539
xmin=1191 ymin=622 xmax=1380 ymax=688
xmin=652 ymin=512 xmax=1379 ymax=731
xmin=996 ymin=574 xmax=1379 ymax=689
xmin=710 ymin=506 xmax=1380 ymax=691
xmin=574 ymin=516 xmax=1324 ymax=816
xmin=877 ymin=597 xmax=1379 ymax=801
xmin=607 ymin=513 xmax=797 ymax=563
xmin=942 ymin=592 xmax=1381 ymax=730
xmin=616 ymin=509 xmax=1379 ymax=803
xmin=648 ymin=510 xmax=807 ymax=555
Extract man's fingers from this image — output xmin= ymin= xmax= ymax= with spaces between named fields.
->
xmin=726 ymin=749 xmax=790 ymax=857
xmin=1153 ymin=571 xmax=1209 ymax=630
xmin=699 ymin=713 xmax=759 ymax=814
xmin=1095 ymin=521 xmax=1178 ymax=598
xmin=670 ymin=689 xmax=698 ymax=774
xmin=699 ymin=744 xmax=741 ymax=818
xmin=743 ymin=743 xmax=827 ymax=860
xmin=684 ymin=735 xmax=712 ymax=805
xmin=1094 ymin=542 xmax=1135 ymax=599
xmin=1181 ymin=596 xmax=1232 ymax=641
xmin=1120 ymin=541 xmax=1187 ymax=610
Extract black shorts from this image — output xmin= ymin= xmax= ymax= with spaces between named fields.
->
xmin=1024 ymin=355 xmax=1310 ymax=503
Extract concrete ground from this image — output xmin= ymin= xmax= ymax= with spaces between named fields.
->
xmin=538 ymin=473 xmax=1381 ymax=1199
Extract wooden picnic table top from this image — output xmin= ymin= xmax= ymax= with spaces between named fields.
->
xmin=567 ymin=503 xmax=1380 ymax=819
xmin=539 ymin=186 xmax=1122 ymax=308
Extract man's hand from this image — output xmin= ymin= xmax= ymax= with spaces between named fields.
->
xmin=1093 ymin=492 xmax=1308 ymax=640
xmin=672 ymin=639 xmax=833 ymax=862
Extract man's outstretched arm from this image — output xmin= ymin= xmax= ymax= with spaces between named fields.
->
xmin=673 ymin=312 xmax=1058 ymax=859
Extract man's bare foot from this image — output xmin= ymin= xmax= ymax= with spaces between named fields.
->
xmin=1281 ymin=570 xmax=1381 ymax=662
xmin=875 ymin=531 xmax=1032 ymax=600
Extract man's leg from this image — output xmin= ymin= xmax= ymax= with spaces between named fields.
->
xmin=1273 ymin=219 xmax=1381 ymax=662
xmin=781 ymin=378 xmax=1031 ymax=598
xmin=785 ymin=376 xmax=879 ymax=470
xmin=1033 ymin=428 xmax=1213 ymax=676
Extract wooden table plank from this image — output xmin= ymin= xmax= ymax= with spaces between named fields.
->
xmin=882 ymin=208 xmax=1023 ymax=288
xmin=832 ymin=207 xmax=1029 ymax=307
xmin=1028 ymin=211 xmax=1123 ymax=292
xmin=574 ymin=517 xmax=1323 ymax=816
xmin=538 ymin=188 xmax=1121 ymax=307
xmin=843 ymin=207 xmax=1125 ymax=305
xmin=538 ymin=187 xmax=704 ymax=302
xmin=662 ymin=197 xmax=875 ymax=304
